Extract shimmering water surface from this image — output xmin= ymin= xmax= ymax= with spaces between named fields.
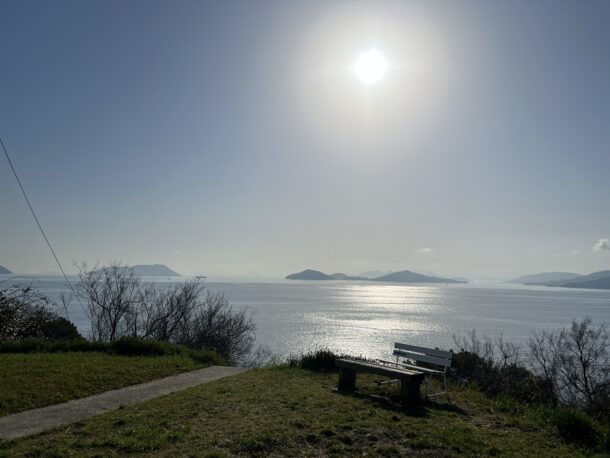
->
xmin=4 ymin=276 xmax=610 ymax=359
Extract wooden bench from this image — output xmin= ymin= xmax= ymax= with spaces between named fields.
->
xmin=382 ymin=342 xmax=453 ymax=400
xmin=335 ymin=359 xmax=425 ymax=407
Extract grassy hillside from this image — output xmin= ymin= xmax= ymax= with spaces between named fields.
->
xmin=1 ymin=366 xmax=601 ymax=457
xmin=0 ymin=352 xmax=212 ymax=416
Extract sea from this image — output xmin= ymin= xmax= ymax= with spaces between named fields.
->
xmin=2 ymin=276 xmax=609 ymax=360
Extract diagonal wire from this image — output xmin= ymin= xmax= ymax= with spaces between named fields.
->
xmin=0 ymin=135 xmax=88 ymax=317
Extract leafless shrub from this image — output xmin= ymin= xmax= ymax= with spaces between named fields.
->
xmin=452 ymin=330 xmax=551 ymax=403
xmin=180 ymin=291 xmax=255 ymax=363
xmin=74 ymin=263 xmax=256 ymax=363
xmin=74 ymin=262 xmax=142 ymax=341
xmin=453 ymin=318 xmax=609 ymax=417
xmin=132 ymin=281 xmax=203 ymax=342
xmin=496 ymin=335 xmax=522 ymax=369
xmin=528 ymin=317 xmax=610 ymax=416
xmin=453 ymin=330 xmax=521 ymax=367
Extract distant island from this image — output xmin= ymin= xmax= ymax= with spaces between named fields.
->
xmin=130 ymin=264 xmax=181 ymax=276
xmin=373 ymin=270 xmax=465 ymax=284
xmin=507 ymin=272 xmax=583 ymax=285
xmin=286 ymin=269 xmax=334 ymax=280
xmin=0 ymin=265 xmax=12 ymax=275
xmin=508 ymin=270 xmax=610 ymax=290
xmin=286 ymin=269 xmax=466 ymax=284
xmin=285 ymin=269 xmax=368 ymax=280
xmin=562 ymin=276 xmax=610 ymax=290
xmin=96 ymin=264 xmax=181 ymax=277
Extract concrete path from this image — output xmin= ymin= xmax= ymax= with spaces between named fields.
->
xmin=0 ymin=365 xmax=246 ymax=440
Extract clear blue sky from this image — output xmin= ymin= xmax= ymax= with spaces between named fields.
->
xmin=1 ymin=0 xmax=609 ymax=279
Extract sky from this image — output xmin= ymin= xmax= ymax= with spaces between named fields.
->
xmin=1 ymin=0 xmax=609 ymax=280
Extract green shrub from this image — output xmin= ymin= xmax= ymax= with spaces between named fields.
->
xmin=601 ymin=428 xmax=610 ymax=453
xmin=0 ymin=339 xmax=99 ymax=354
xmin=188 ymin=349 xmax=224 ymax=366
xmin=111 ymin=337 xmax=181 ymax=356
xmin=451 ymin=351 xmax=555 ymax=404
xmin=551 ymin=408 xmax=598 ymax=447
xmin=38 ymin=316 xmax=81 ymax=340
xmin=289 ymin=349 xmax=350 ymax=372
xmin=0 ymin=286 xmax=82 ymax=341
xmin=0 ymin=337 xmax=223 ymax=365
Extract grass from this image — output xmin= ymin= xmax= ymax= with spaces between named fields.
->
xmin=1 ymin=366 xmax=603 ymax=457
xmin=0 ymin=352 xmax=212 ymax=417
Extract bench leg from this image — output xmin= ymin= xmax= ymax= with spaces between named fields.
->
xmin=400 ymin=379 xmax=422 ymax=407
xmin=338 ymin=368 xmax=356 ymax=391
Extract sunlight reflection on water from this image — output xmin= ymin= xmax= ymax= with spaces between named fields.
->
xmin=4 ymin=277 xmax=609 ymax=360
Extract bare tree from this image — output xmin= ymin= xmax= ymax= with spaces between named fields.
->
xmin=74 ymin=262 xmax=142 ymax=341
xmin=529 ymin=317 xmax=610 ymax=414
xmin=453 ymin=330 xmax=495 ymax=361
xmin=73 ymin=263 xmax=256 ymax=363
xmin=136 ymin=280 xmax=203 ymax=342
xmin=495 ymin=335 xmax=522 ymax=369
xmin=180 ymin=291 xmax=255 ymax=363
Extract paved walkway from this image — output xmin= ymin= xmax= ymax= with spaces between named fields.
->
xmin=0 ymin=366 xmax=246 ymax=440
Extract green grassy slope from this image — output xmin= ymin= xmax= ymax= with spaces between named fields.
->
xmin=0 ymin=353 xmax=209 ymax=416
xmin=1 ymin=366 xmax=598 ymax=457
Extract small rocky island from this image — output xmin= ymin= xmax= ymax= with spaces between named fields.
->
xmin=286 ymin=269 xmax=466 ymax=284
xmin=95 ymin=264 xmax=181 ymax=277
xmin=130 ymin=264 xmax=181 ymax=276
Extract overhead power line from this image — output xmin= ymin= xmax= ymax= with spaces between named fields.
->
xmin=0 ymin=135 xmax=87 ymax=316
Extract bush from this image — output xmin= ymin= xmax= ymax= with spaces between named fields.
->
xmin=38 ymin=316 xmax=81 ymax=340
xmin=289 ymin=349 xmax=351 ymax=372
xmin=0 ymin=337 xmax=223 ymax=365
xmin=180 ymin=291 xmax=255 ymax=363
xmin=74 ymin=263 xmax=255 ymax=364
xmin=601 ymin=428 xmax=610 ymax=453
xmin=451 ymin=333 xmax=556 ymax=404
xmin=551 ymin=408 xmax=598 ymax=448
xmin=529 ymin=318 xmax=610 ymax=417
xmin=111 ymin=337 xmax=180 ymax=356
xmin=453 ymin=323 xmax=610 ymax=452
xmin=451 ymin=350 xmax=555 ymax=404
xmin=0 ymin=339 xmax=104 ymax=354
xmin=0 ymin=286 xmax=81 ymax=341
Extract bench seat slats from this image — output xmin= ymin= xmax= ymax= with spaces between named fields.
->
xmin=377 ymin=359 xmax=445 ymax=375
xmin=399 ymin=363 xmax=444 ymax=375
xmin=393 ymin=349 xmax=452 ymax=367
xmin=394 ymin=342 xmax=452 ymax=359
xmin=336 ymin=359 xmax=424 ymax=381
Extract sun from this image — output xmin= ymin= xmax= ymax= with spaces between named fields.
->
xmin=354 ymin=50 xmax=388 ymax=85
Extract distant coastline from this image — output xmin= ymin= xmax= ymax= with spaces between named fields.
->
xmin=508 ymin=270 xmax=610 ymax=290
xmin=0 ymin=265 xmax=12 ymax=275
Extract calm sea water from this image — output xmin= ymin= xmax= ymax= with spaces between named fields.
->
xmin=3 ymin=276 xmax=609 ymax=359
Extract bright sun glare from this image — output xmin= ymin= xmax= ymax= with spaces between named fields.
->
xmin=354 ymin=50 xmax=388 ymax=85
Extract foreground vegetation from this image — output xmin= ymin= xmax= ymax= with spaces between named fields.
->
xmin=0 ymin=349 xmax=219 ymax=417
xmin=1 ymin=365 xmax=605 ymax=457
xmin=1 ymin=263 xmax=257 ymax=365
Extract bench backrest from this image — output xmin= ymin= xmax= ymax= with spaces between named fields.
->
xmin=393 ymin=342 xmax=453 ymax=369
